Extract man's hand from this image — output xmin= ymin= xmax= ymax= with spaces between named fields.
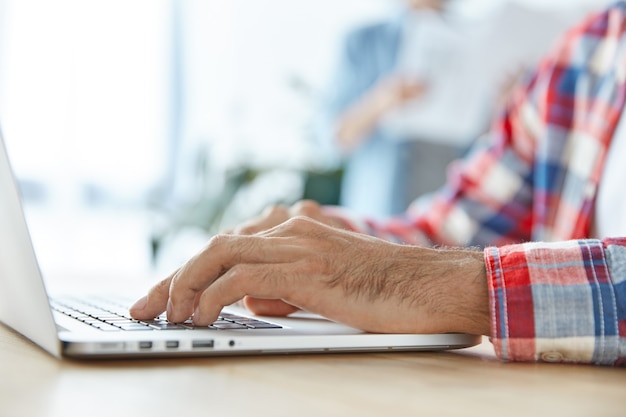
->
xmin=130 ymin=215 xmax=490 ymax=336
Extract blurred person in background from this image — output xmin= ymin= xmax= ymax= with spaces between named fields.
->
xmin=319 ymin=0 xmax=460 ymax=219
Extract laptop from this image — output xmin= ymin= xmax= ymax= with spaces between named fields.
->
xmin=0 ymin=129 xmax=481 ymax=359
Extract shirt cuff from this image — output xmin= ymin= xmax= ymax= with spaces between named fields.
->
xmin=484 ymin=239 xmax=625 ymax=365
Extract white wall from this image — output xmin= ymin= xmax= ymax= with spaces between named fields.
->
xmin=0 ymin=0 xmax=171 ymax=206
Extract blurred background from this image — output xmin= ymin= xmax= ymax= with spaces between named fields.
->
xmin=0 ymin=0 xmax=614 ymax=292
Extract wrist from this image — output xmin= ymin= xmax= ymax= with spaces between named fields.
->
xmin=450 ymin=250 xmax=491 ymax=336
xmin=418 ymin=248 xmax=491 ymax=336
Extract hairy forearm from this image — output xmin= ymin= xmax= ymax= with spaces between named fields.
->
xmin=327 ymin=242 xmax=491 ymax=335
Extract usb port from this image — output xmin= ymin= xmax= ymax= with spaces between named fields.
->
xmin=166 ymin=340 xmax=179 ymax=349
xmin=138 ymin=341 xmax=152 ymax=350
xmin=192 ymin=339 xmax=214 ymax=349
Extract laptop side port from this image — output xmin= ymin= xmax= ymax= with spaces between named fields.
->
xmin=192 ymin=339 xmax=214 ymax=349
xmin=165 ymin=340 xmax=179 ymax=349
xmin=138 ymin=341 xmax=153 ymax=350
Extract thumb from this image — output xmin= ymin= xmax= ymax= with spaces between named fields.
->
xmin=243 ymin=296 xmax=299 ymax=317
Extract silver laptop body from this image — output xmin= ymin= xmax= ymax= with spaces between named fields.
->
xmin=0 ymin=129 xmax=480 ymax=359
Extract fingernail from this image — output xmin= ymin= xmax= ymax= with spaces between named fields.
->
xmin=167 ymin=299 xmax=174 ymax=320
xmin=193 ymin=305 xmax=201 ymax=321
xmin=130 ymin=296 xmax=147 ymax=312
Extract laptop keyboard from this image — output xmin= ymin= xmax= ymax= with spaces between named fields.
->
xmin=51 ymin=297 xmax=282 ymax=331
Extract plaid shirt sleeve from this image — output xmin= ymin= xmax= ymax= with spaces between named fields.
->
xmin=485 ymin=238 xmax=626 ymax=365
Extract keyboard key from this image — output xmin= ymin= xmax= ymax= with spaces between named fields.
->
xmin=90 ymin=322 xmax=121 ymax=332
xmin=118 ymin=323 xmax=153 ymax=331
xmin=182 ymin=324 xmax=219 ymax=330
xmin=211 ymin=322 xmax=249 ymax=329
xmin=245 ymin=322 xmax=282 ymax=329
xmin=146 ymin=321 xmax=187 ymax=330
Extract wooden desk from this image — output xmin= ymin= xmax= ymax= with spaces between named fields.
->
xmin=0 ymin=325 xmax=624 ymax=417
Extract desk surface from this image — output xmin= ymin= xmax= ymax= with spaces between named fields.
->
xmin=1 ymin=324 xmax=625 ymax=417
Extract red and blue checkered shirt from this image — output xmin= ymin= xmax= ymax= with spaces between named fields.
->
xmin=328 ymin=2 xmax=626 ymax=365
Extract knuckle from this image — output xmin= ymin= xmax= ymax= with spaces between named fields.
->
xmin=291 ymin=199 xmax=320 ymax=216
xmin=285 ymin=215 xmax=315 ymax=230
xmin=205 ymin=233 xmax=231 ymax=251
xmin=263 ymin=204 xmax=288 ymax=218
xmin=197 ymin=234 xmax=236 ymax=265
xmin=234 ymin=224 xmax=258 ymax=235
xmin=227 ymin=264 xmax=248 ymax=279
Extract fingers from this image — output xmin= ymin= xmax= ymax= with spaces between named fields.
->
xmin=129 ymin=270 xmax=177 ymax=320
xmin=167 ymin=231 xmax=306 ymax=323
xmin=130 ymin=212 xmax=331 ymax=324
xmin=191 ymin=264 xmax=296 ymax=326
